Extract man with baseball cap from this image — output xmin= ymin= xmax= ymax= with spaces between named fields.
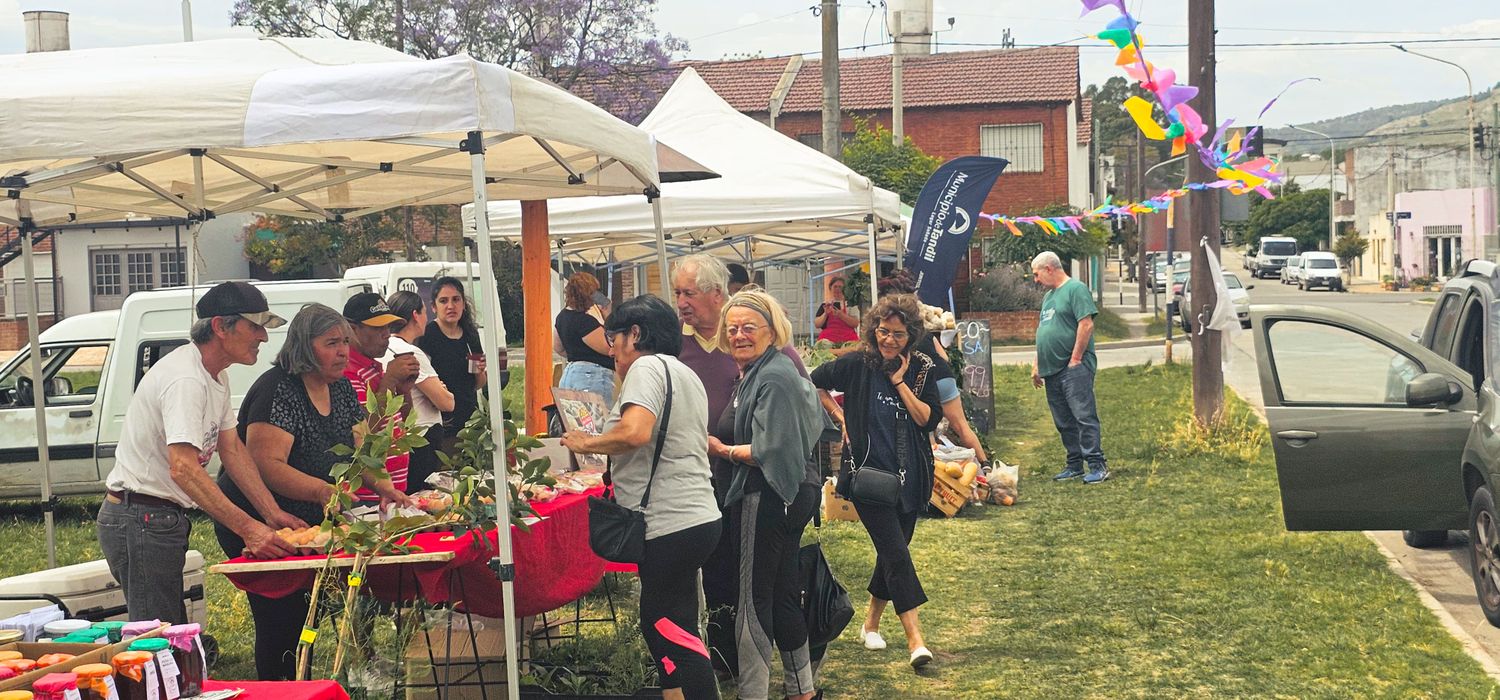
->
xmin=343 ymin=292 xmax=420 ymax=498
xmin=98 ymin=282 xmax=302 ymax=624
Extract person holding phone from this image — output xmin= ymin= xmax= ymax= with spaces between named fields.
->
xmin=814 ymin=276 xmax=859 ymax=344
xmin=810 ymin=293 xmax=943 ymax=670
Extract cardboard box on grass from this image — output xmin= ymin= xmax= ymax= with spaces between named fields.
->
xmin=0 ymin=625 xmax=165 ymax=692
xmin=821 ymin=479 xmax=859 ymax=523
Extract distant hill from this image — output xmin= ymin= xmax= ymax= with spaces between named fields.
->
xmin=1263 ymin=85 xmax=1500 ymax=156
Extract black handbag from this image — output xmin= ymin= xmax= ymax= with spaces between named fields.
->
xmin=799 ymin=511 xmax=854 ymax=647
xmin=840 ymin=436 xmax=902 ymax=507
xmin=587 ymin=357 xmax=673 ymax=564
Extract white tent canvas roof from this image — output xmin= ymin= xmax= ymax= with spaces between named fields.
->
xmin=0 ymin=37 xmax=676 ymax=227
xmin=464 ymin=68 xmax=904 ymax=266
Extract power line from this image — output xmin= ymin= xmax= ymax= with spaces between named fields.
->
xmin=932 ymin=35 xmax=1500 ymax=50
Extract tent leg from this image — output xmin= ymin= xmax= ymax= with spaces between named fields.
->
xmin=18 ymin=212 xmax=55 ymax=569
xmin=651 ymin=196 xmax=670 ymax=300
xmin=806 ymin=261 xmax=816 ymax=340
xmin=865 ymin=212 xmax=879 ymax=305
xmin=464 ymin=131 xmax=521 ymax=700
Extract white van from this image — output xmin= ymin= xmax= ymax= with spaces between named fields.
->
xmin=1253 ymin=236 xmax=1299 ymax=279
xmin=1297 ymin=251 xmax=1344 ymax=291
xmin=0 ymin=279 xmax=370 ymax=499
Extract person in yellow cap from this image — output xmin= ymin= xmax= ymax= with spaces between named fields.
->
xmin=98 ymin=281 xmax=300 ymax=625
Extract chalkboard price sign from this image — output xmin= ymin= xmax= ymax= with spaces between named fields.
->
xmin=956 ymin=319 xmax=994 ymax=435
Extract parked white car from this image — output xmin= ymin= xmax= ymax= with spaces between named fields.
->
xmin=1280 ymin=255 xmax=1302 ymax=285
xmin=1175 ymin=272 xmax=1253 ymax=332
xmin=1298 ymin=251 xmax=1345 ymax=291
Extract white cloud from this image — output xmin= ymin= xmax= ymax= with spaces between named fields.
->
xmin=1441 ymin=18 xmax=1500 ymax=36
xmin=736 ymin=12 xmax=762 ymax=26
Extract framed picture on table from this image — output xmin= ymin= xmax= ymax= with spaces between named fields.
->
xmin=550 ymin=387 xmax=609 ymax=471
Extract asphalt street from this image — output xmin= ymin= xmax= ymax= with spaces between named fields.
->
xmin=993 ymin=249 xmax=1500 ymax=677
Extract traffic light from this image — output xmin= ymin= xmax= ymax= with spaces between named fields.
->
xmin=1243 ymin=127 xmax=1265 ymax=158
xmin=1475 ymin=125 xmax=1487 ymax=150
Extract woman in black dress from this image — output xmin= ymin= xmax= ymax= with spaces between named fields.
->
xmin=419 ymin=276 xmax=486 ymax=453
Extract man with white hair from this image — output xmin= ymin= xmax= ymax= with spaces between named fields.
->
xmin=672 ymin=253 xmax=808 ymax=680
xmin=1030 ymin=251 xmax=1110 ymax=484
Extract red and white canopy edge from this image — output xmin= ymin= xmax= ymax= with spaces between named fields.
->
xmin=0 ymin=37 xmax=714 ymax=699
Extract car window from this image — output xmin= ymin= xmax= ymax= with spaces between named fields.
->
xmin=1429 ymin=292 xmax=1464 ymax=357
xmin=1308 ymin=259 xmax=1337 ymax=269
xmin=1224 ymin=275 xmax=1243 ymax=289
xmin=1267 ymin=320 xmax=1424 ymax=405
xmin=1262 ymin=241 xmax=1297 ymax=256
xmin=46 ymin=345 xmax=107 ymax=406
xmin=1454 ymin=299 xmax=1487 ymax=388
xmin=135 ymin=340 xmax=189 ymax=388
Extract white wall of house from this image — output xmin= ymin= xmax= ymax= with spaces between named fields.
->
xmin=1067 ymin=101 xmax=1089 ymax=210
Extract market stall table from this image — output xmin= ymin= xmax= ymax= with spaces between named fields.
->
xmin=202 ymin=679 xmax=350 ymax=700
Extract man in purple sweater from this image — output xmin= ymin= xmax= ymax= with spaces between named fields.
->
xmin=672 ymin=254 xmax=808 ymax=681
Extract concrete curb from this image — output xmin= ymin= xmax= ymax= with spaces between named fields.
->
xmin=1364 ymin=533 xmax=1500 ymax=684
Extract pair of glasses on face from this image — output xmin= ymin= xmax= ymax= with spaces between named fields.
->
xmin=605 ymin=330 xmax=623 ymax=348
xmin=874 ymin=327 xmax=909 ymax=342
xmin=724 ymin=324 xmax=762 ymax=338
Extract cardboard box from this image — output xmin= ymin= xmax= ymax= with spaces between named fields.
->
xmin=0 ymin=626 xmax=165 ymax=691
xmin=930 ymin=468 xmax=970 ymax=518
xmin=405 ymin=613 xmax=513 ymax=700
xmin=821 ymin=479 xmax=859 ymax=523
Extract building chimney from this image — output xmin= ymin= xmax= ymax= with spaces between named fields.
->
xmin=23 ymin=11 xmax=70 ymax=53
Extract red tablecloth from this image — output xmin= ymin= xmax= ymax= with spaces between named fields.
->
xmin=220 ymin=489 xmax=612 ymax=618
xmin=203 ymin=679 xmax=349 ymax=700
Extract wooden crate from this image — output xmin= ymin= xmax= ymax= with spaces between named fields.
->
xmin=929 ymin=468 xmax=970 ymax=518
xmin=821 ymin=479 xmax=859 ymax=523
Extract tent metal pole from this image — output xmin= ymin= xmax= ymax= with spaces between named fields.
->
xmin=865 ymin=212 xmax=879 ymax=305
xmin=806 ymin=260 xmax=816 ymax=339
xmin=18 ymin=211 xmax=56 ymax=568
xmin=651 ymin=194 xmax=670 ymax=300
xmin=464 ymin=130 xmax=521 ymax=700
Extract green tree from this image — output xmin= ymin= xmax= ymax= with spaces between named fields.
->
xmin=1333 ymin=231 xmax=1369 ymax=269
xmin=984 ymin=203 xmax=1110 ymax=268
xmin=241 ymin=214 xmax=397 ymax=278
xmin=841 ymin=116 xmax=943 ymax=204
xmin=1245 ymin=188 xmax=1331 ymax=253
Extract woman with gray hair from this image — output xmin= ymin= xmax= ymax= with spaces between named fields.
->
xmin=214 ymin=302 xmax=385 ymax=680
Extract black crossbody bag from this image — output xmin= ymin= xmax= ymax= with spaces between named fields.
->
xmin=588 ymin=357 xmax=673 ymax=564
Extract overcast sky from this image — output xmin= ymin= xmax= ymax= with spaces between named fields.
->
xmin=1 ymin=0 xmax=1496 ymax=128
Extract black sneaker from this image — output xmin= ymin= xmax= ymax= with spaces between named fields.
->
xmin=1052 ymin=466 xmax=1085 ymax=481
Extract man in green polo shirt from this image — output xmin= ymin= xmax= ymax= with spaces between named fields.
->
xmin=1030 ymin=251 xmax=1110 ymax=484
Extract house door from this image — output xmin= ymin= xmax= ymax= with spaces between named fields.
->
xmin=90 ymin=248 xmax=186 ymax=311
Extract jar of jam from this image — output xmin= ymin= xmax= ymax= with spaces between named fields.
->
xmin=0 ymin=651 xmax=22 ymax=662
xmin=92 ymin=623 xmax=126 ymax=645
xmin=0 ymin=692 xmax=32 ymax=700
xmin=30 ymin=673 xmax=79 ymax=700
xmin=110 ymin=652 xmax=156 ymax=700
xmin=0 ymin=658 xmax=36 ymax=674
xmin=159 ymin=625 xmax=202 ymax=697
xmin=35 ymin=653 xmax=74 ymax=668
xmin=0 ymin=666 xmax=15 ymax=681
xmin=73 ymin=663 xmax=116 ymax=700
xmin=119 ymin=622 xmax=160 ymax=642
xmin=42 ymin=620 xmax=91 ymax=639
xmin=126 ymin=639 xmax=177 ymax=700
xmin=0 ymin=629 xmax=22 ymax=645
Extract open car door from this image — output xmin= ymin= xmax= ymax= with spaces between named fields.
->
xmin=1253 ymin=305 xmax=1472 ymax=532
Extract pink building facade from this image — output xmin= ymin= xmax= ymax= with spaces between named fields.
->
xmin=1394 ymin=187 xmax=1496 ymax=280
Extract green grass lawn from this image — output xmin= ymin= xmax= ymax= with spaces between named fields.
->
xmin=1092 ymin=308 xmax=1130 ymax=342
xmin=2 ymin=363 xmax=1495 ymax=697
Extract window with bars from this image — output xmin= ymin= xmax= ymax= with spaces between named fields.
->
xmin=1423 ymin=224 xmax=1463 ymax=237
xmin=161 ymin=250 xmax=186 ymax=287
xmin=93 ymin=253 xmax=122 ymax=296
xmin=980 ymin=123 xmax=1045 ymax=172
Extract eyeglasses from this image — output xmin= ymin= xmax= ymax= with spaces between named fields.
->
xmin=874 ymin=328 xmax=909 ymax=342
xmin=605 ymin=330 xmax=622 ymax=348
xmin=724 ymin=324 xmax=762 ymax=338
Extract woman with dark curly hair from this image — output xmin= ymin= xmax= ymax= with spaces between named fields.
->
xmin=809 ymin=293 xmax=943 ymax=670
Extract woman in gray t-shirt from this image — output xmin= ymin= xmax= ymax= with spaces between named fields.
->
xmin=562 ymin=294 xmax=722 ymax=700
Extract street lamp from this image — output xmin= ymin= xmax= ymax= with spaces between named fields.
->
xmin=1285 ymin=124 xmax=1337 ymax=251
xmin=1393 ymin=44 xmax=1479 ymax=265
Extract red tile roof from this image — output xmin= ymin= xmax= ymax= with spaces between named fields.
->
xmin=1078 ymin=98 xmax=1092 ymax=145
xmin=680 ymin=47 xmax=1079 ymax=115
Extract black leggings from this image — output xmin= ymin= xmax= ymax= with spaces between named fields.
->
xmin=702 ymin=501 xmax=739 ymax=676
xmin=405 ymin=423 xmax=446 ymax=494
xmin=851 ymin=501 xmax=926 ymax=614
xmin=735 ymin=484 xmax=818 ymax=699
xmin=639 ymin=519 xmax=723 ymax=700
xmin=215 ymin=526 xmax=312 ymax=680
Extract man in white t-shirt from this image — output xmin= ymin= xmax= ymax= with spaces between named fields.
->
xmin=97 ymin=282 xmax=301 ymax=624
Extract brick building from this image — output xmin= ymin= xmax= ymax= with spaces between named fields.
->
xmin=679 ymin=47 xmax=1093 ymax=308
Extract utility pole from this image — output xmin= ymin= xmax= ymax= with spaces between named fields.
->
xmin=181 ymin=0 xmax=193 ymax=41
xmin=1187 ymin=0 xmax=1222 ymax=426
xmin=821 ymin=0 xmax=841 ymax=159
xmin=1135 ymin=130 xmax=1147 ymax=313
xmin=395 ymin=0 xmax=405 ymax=52
xmin=891 ymin=10 xmax=904 ymax=145
xmin=1387 ymin=149 xmax=1397 ymax=282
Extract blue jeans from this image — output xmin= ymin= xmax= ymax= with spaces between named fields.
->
xmin=1044 ymin=364 xmax=1107 ymax=471
xmin=96 ymin=496 xmax=191 ymax=624
xmin=560 ymin=360 xmax=615 ymax=406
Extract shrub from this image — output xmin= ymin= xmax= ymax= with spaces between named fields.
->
xmin=968 ymin=266 xmax=1045 ymax=312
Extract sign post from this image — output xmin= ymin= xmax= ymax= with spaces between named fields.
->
xmin=956 ymin=319 xmax=994 ymax=436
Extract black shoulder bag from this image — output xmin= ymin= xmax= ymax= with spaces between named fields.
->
xmin=798 ymin=508 xmax=854 ymax=647
xmin=587 ymin=357 xmax=673 ymax=564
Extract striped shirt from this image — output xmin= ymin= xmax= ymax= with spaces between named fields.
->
xmin=344 ymin=349 xmax=409 ymax=495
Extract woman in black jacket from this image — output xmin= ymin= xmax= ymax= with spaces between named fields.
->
xmin=810 ymin=293 xmax=943 ymax=670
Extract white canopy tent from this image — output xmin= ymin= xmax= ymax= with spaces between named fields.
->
xmin=0 ymin=37 xmax=711 ymax=698
xmin=464 ymin=68 xmax=905 ymax=302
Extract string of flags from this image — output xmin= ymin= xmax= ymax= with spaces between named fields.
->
xmin=982 ymin=0 xmax=1297 ymax=236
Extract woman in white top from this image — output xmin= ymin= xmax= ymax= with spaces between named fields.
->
xmin=383 ymin=291 xmax=455 ymax=493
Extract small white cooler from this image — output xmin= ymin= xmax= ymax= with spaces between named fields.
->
xmin=0 ymin=550 xmax=207 ymax=624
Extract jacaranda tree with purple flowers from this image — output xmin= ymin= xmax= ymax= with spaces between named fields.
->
xmin=230 ymin=0 xmax=686 ymax=122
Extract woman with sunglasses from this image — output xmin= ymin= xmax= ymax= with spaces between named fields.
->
xmin=810 ymin=293 xmax=943 ymax=670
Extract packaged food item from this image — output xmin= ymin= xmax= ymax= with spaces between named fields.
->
xmin=0 ymin=666 xmax=15 ymax=681
xmin=110 ymin=651 xmax=156 ymax=700
xmin=0 ymin=651 xmax=22 ymax=662
xmin=35 ymin=653 xmax=74 ymax=668
xmin=73 ymin=663 xmax=116 ymax=700
xmin=92 ymin=622 xmax=127 ymax=644
xmin=119 ymin=621 xmax=161 ymax=641
xmin=0 ymin=691 xmax=33 ymax=700
xmin=160 ymin=624 xmax=203 ymax=697
xmin=42 ymin=620 xmax=92 ymax=639
xmin=0 ymin=659 xmax=37 ymax=674
xmin=0 ymin=630 xmax=23 ymax=645
xmin=127 ymin=639 xmax=178 ymax=700
xmin=29 ymin=673 xmax=79 ymax=700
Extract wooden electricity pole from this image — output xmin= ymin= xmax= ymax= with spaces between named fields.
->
xmin=1187 ymin=0 xmax=1223 ymax=425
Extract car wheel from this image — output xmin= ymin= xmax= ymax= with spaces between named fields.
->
xmin=1470 ymin=486 xmax=1500 ymax=626
xmin=1403 ymin=529 xmax=1448 ymax=548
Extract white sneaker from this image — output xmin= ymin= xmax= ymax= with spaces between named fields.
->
xmin=860 ymin=628 xmax=887 ymax=650
xmin=909 ymin=646 xmax=933 ymax=668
